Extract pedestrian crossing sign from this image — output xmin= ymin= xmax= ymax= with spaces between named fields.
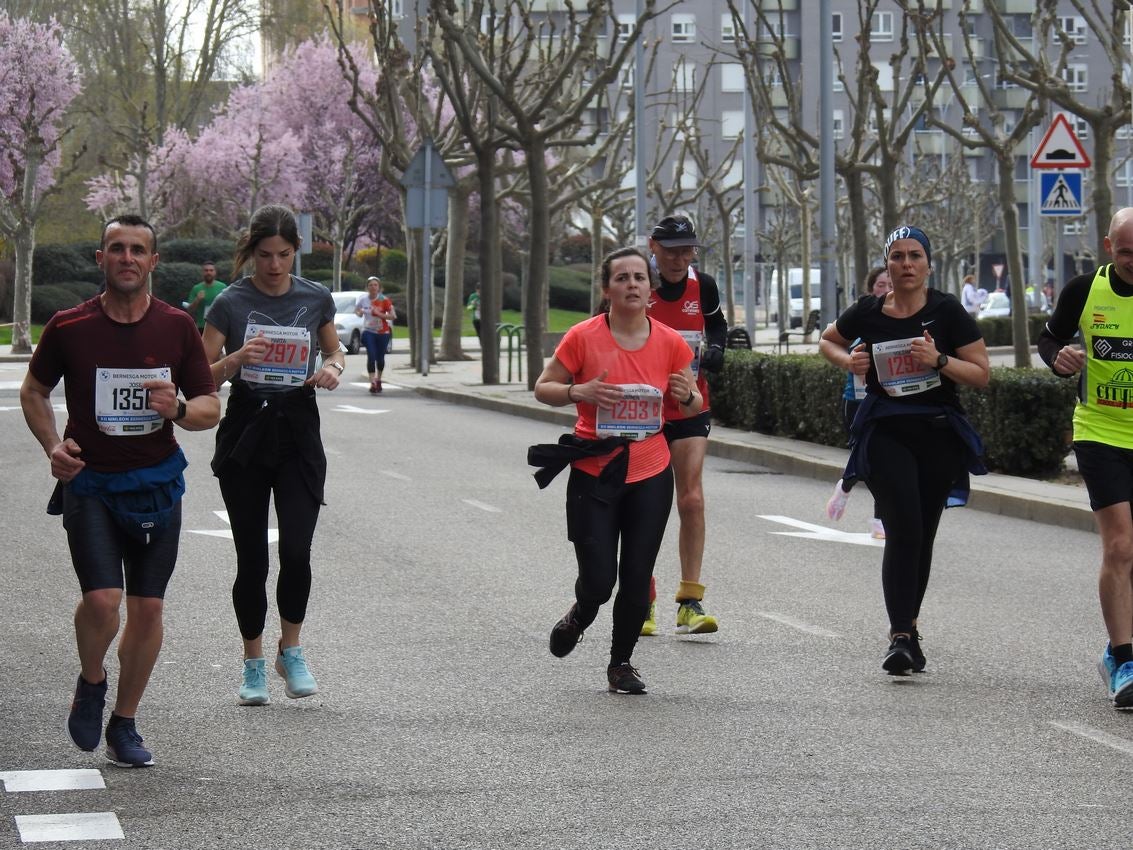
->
xmin=1039 ymin=171 xmax=1083 ymax=217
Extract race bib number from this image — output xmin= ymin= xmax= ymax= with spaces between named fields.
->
xmin=596 ymin=383 xmax=664 ymax=441
xmin=241 ymin=324 xmax=311 ymax=386
xmin=94 ymin=367 xmax=170 ymax=436
xmin=872 ymin=338 xmax=941 ymax=397
xmin=678 ymin=330 xmax=704 ymax=379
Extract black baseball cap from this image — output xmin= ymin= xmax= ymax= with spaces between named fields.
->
xmin=650 ymin=215 xmax=700 ymax=248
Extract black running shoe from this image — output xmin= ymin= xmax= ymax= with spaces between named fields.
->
xmin=607 ymin=663 xmax=646 ymax=694
xmin=909 ymin=629 xmax=926 ymax=672
xmin=68 ymin=673 xmax=107 ymax=752
xmin=549 ymin=605 xmax=584 ymax=658
xmin=882 ymin=635 xmax=915 ymax=676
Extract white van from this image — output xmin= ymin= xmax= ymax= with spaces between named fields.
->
xmin=768 ymin=268 xmax=822 ymax=328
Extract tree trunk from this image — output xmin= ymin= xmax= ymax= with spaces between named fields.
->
xmin=332 ymin=237 xmax=344 ymax=292
xmin=845 ymin=170 xmax=870 ymax=299
xmin=995 ymin=151 xmax=1030 ymax=368
xmin=439 ymin=186 xmax=469 ymax=360
xmin=524 ymin=136 xmax=549 ymax=390
xmin=477 ymin=148 xmax=500 ymax=385
xmin=10 ymin=223 xmax=35 ymax=354
xmin=878 ymin=154 xmax=900 ymax=234
xmin=1092 ymin=122 xmax=1115 ymax=262
xmin=590 ymin=204 xmax=603 ymax=315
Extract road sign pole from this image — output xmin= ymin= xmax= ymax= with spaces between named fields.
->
xmin=419 ymin=140 xmax=433 ymax=376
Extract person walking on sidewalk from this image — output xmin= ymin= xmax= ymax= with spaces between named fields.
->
xmin=355 ymin=276 xmax=396 ymax=393
xmin=530 ymin=246 xmax=700 ymax=694
xmin=201 ymin=204 xmax=344 ymax=707
xmin=1038 ymin=207 xmax=1133 ymax=709
xmin=819 ymin=226 xmax=988 ymax=676
xmin=20 ymin=214 xmax=220 ymax=767
xmin=639 ymin=214 xmax=728 ymax=637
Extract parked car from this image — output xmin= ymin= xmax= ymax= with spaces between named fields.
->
xmin=767 ymin=267 xmax=823 ymax=328
xmin=977 ymin=290 xmax=1011 ymax=320
xmin=333 ymin=291 xmax=366 ymax=353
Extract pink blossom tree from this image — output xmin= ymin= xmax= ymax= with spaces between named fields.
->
xmin=0 ymin=14 xmax=82 ymax=353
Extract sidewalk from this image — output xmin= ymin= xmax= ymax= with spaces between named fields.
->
xmin=2 ymin=335 xmax=1093 ymax=533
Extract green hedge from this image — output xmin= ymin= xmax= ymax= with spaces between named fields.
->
xmin=976 ymin=314 xmax=1049 ymax=347
xmin=152 ymin=262 xmax=202 ymax=308
xmin=33 ymin=244 xmax=102 ymax=287
xmin=710 ymin=350 xmax=1076 ymax=478
xmin=31 ymin=283 xmax=93 ymax=322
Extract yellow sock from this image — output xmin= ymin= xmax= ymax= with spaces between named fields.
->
xmin=676 ymin=580 xmax=705 ymax=603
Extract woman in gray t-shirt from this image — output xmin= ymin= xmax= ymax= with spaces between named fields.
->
xmin=201 ymin=204 xmax=345 ymax=709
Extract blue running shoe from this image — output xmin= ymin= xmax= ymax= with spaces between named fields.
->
xmin=1114 ymin=661 xmax=1133 ymax=710
xmin=105 ymin=717 xmax=154 ymax=768
xmin=238 ymin=658 xmax=270 ymax=706
xmin=1099 ymin=645 xmax=1118 ymax=699
xmin=275 ymin=645 xmax=318 ymax=699
xmin=67 ymin=673 xmax=107 ymax=752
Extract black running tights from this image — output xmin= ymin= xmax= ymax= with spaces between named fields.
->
xmin=865 ymin=416 xmax=963 ymax=635
xmin=565 ymin=465 xmax=674 ymax=666
xmin=218 ymin=458 xmax=321 ymax=641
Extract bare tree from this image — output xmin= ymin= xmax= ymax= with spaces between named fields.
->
xmin=433 ymin=0 xmax=660 ymax=389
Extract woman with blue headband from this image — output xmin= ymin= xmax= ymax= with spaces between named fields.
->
xmin=819 ymin=226 xmax=989 ymax=676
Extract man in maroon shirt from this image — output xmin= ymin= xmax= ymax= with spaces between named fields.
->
xmin=20 ymin=215 xmax=219 ymax=767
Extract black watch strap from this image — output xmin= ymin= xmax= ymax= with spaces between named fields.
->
xmin=173 ymin=399 xmax=187 ymax=422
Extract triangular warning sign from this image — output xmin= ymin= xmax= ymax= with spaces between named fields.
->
xmin=1031 ymin=114 xmax=1091 ymax=169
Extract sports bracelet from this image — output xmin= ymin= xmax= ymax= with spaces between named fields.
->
xmin=566 ymin=384 xmax=576 ymax=404
xmin=682 ymin=390 xmax=695 ymax=405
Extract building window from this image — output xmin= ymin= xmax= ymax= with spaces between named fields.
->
xmin=1009 ymin=14 xmax=1032 ymax=39
xmin=1059 ymin=15 xmax=1087 ymax=44
xmin=720 ymin=13 xmax=735 ymax=43
xmin=672 ymin=13 xmax=695 ymax=44
xmin=1118 ymin=124 xmax=1133 ymax=140
xmin=617 ymin=14 xmax=634 ymax=41
xmin=832 ymin=12 xmax=843 ymax=42
xmin=1063 ymin=219 xmax=1086 ymax=235
xmin=674 ymin=161 xmax=700 ymax=190
xmin=871 ymin=11 xmax=894 ymax=42
xmin=722 ymin=110 xmax=744 ymax=139
xmin=1059 ymin=112 xmax=1089 ymax=139
xmin=762 ymin=61 xmax=784 ymax=88
xmin=832 ymin=109 xmax=845 ymax=140
xmin=914 ymin=108 xmax=940 ymax=133
xmin=674 ymin=59 xmax=696 ymax=92
xmin=1063 ymin=64 xmax=1088 ymax=92
xmin=873 ymin=61 xmax=894 ymax=92
xmin=721 ymin=63 xmax=745 ymax=93
xmin=620 ymin=65 xmax=634 ymax=90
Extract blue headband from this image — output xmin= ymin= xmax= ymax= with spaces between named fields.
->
xmin=884 ymin=225 xmax=932 ymax=267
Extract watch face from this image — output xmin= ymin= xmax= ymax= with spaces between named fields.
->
xmin=936 ymin=354 xmax=948 ymax=369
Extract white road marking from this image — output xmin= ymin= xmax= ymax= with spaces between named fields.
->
xmin=1050 ymin=721 xmax=1133 ymax=755
xmin=462 ymin=499 xmax=502 ymax=513
xmin=333 ymin=405 xmax=388 ymax=415
xmin=0 ymin=770 xmax=104 ymax=793
xmin=0 ymin=381 xmax=23 ymax=391
xmin=381 ymin=470 xmax=411 ymax=481
xmin=15 ymin=812 xmax=123 ymax=842
xmin=756 ymin=611 xmax=840 ymax=638
xmin=188 ymin=509 xmax=278 ymax=544
xmin=757 ymin=515 xmax=884 ymax=547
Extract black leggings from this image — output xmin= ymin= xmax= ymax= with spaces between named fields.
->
xmin=218 ymin=458 xmax=320 ymax=640
xmin=565 ymin=465 xmax=674 ymax=666
xmin=865 ymin=416 xmax=963 ymax=634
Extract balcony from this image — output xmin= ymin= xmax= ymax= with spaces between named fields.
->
xmin=991 ymin=87 xmax=1035 ymax=109
xmin=755 ymin=35 xmax=800 ymax=61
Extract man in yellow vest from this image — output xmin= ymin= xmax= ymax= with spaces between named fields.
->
xmin=1040 ymin=207 xmax=1133 ymax=709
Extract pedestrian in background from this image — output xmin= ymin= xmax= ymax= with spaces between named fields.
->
xmin=530 ymin=246 xmax=699 ymax=695
xmin=1039 ymin=207 xmax=1133 ymax=709
xmin=355 ymin=275 xmax=395 ymax=394
xmin=819 ymin=226 xmax=988 ymax=676
xmin=21 ymin=214 xmax=220 ymax=767
xmin=960 ymin=274 xmax=984 ymax=320
xmin=826 ymin=265 xmax=891 ymax=540
xmin=466 ymin=284 xmax=482 ymax=338
xmin=184 ymin=261 xmax=227 ymax=334
xmin=201 ymin=204 xmax=344 ymax=707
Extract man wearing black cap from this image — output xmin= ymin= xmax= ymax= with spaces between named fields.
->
xmin=641 ymin=214 xmax=728 ymax=636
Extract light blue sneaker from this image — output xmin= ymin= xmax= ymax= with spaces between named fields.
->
xmin=238 ymin=658 xmax=270 ymax=706
xmin=1115 ymin=661 xmax=1133 ymax=710
xmin=275 ymin=646 xmax=318 ymax=699
xmin=1099 ymin=645 xmax=1118 ymax=699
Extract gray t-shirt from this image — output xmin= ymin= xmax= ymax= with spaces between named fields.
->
xmin=207 ymin=275 xmax=336 ymax=392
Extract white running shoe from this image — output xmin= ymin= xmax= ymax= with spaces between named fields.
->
xmin=826 ymin=480 xmax=850 ymax=521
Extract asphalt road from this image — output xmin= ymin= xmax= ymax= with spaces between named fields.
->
xmin=0 ymin=360 xmax=1129 ymax=849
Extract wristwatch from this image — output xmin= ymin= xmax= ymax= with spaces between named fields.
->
xmin=934 ymin=353 xmax=949 ymax=370
xmin=173 ymin=400 xmax=187 ymax=422
xmin=328 ymin=361 xmax=345 ymax=374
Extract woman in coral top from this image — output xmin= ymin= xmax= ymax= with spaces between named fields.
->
xmin=531 ymin=247 xmax=701 ymax=695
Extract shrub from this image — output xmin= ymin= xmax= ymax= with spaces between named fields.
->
xmin=548 ymin=265 xmax=593 ymax=312
xmin=976 ymin=314 xmax=1048 ymax=347
xmin=31 ymin=284 xmax=86 ymax=323
xmin=151 ymin=262 xmax=202 ymax=308
xmin=33 ymin=244 xmax=101 ymax=287
xmin=710 ymin=350 xmax=1075 ymax=478
xmin=159 ymin=238 xmax=234 ymax=271
xmin=380 ymin=249 xmax=408 ymax=284
xmin=352 ymin=246 xmax=382 ymax=277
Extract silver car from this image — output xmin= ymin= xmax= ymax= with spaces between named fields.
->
xmin=333 ymin=291 xmax=366 ymax=354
